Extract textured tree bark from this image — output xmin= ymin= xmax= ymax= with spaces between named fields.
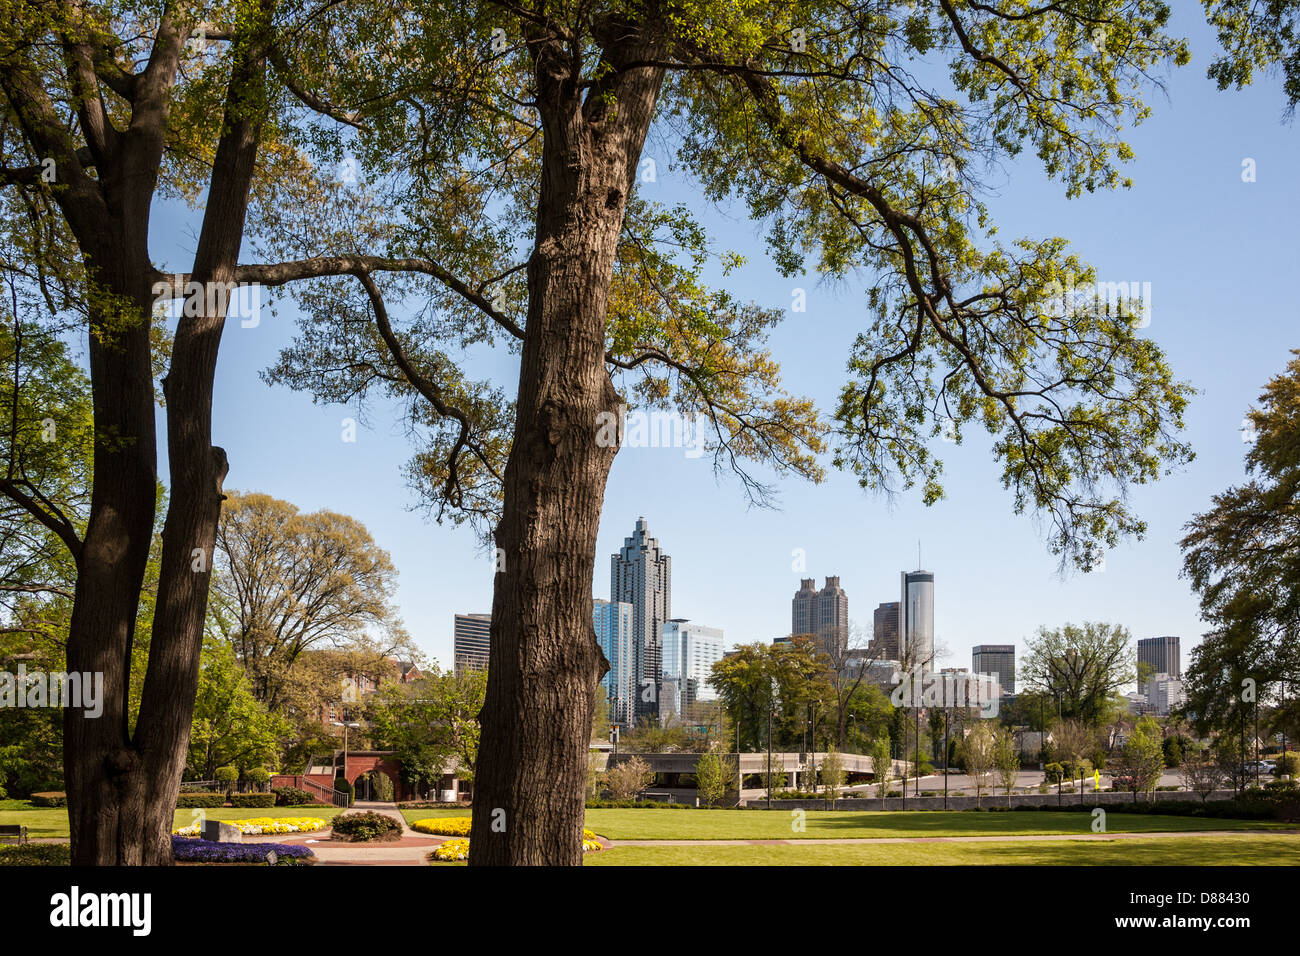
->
xmin=468 ymin=26 xmax=665 ymax=866
xmin=53 ymin=19 xmax=266 ymax=865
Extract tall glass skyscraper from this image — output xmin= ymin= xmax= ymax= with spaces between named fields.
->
xmin=611 ymin=517 xmax=671 ymax=723
xmin=594 ymin=599 xmax=635 ymax=728
xmin=900 ymin=570 xmax=935 ymax=671
xmin=661 ymin=619 xmax=725 ymax=723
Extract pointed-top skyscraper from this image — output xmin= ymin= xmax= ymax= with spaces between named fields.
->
xmin=611 ymin=517 xmax=671 ymax=722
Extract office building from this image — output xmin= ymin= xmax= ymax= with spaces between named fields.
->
xmin=611 ymin=517 xmax=671 ymax=722
xmin=660 ymin=619 xmax=725 ymax=723
xmin=1138 ymin=636 xmax=1181 ymax=681
xmin=594 ymin=599 xmax=636 ymax=728
xmin=900 ymin=570 xmax=935 ymax=671
xmin=972 ymin=644 xmax=1016 ymax=696
xmin=453 ymin=613 xmax=491 ymax=675
xmin=1149 ymin=673 xmax=1186 ymax=716
xmin=872 ymin=601 xmax=901 ymax=659
xmin=791 ymin=575 xmax=849 ymax=659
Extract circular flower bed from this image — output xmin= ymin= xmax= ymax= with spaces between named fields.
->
xmin=172 ymin=816 xmax=326 ymax=837
xmin=425 ymin=828 xmax=603 ymax=862
xmin=410 ymin=816 xmax=471 ymax=836
xmin=329 ymin=810 xmax=403 ymax=842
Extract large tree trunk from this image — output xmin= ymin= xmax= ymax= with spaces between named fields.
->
xmin=60 ymin=20 xmax=266 ymax=864
xmin=468 ymin=27 xmax=664 ymax=866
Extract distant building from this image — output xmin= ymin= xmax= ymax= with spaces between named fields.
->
xmin=1138 ymin=636 xmax=1181 ymax=682
xmin=660 ymin=619 xmax=726 ymax=723
xmin=1148 ymin=673 xmax=1186 ymax=716
xmin=612 ymin=517 xmax=671 ymax=723
xmin=791 ymin=576 xmax=849 ymax=659
xmin=453 ymin=613 xmax=491 ymax=675
xmin=872 ymin=601 xmax=901 ymax=659
xmin=594 ymin=599 xmax=635 ymax=727
xmin=900 ymin=570 xmax=935 ymax=671
xmin=972 ymin=644 xmax=1016 ymax=695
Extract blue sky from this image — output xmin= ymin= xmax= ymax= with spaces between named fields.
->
xmin=152 ymin=7 xmax=1298 ymax=679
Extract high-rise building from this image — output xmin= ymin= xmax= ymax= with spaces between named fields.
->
xmin=453 ymin=613 xmax=491 ymax=675
xmin=790 ymin=576 xmax=849 ymax=659
xmin=1138 ymin=636 xmax=1181 ymax=681
xmin=660 ymin=619 xmax=725 ymax=723
xmin=611 ymin=516 xmax=671 ymax=723
xmin=594 ymin=599 xmax=635 ymax=728
xmin=1148 ymin=673 xmax=1186 ymax=716
xmin=900 ymin=570 xmax=935 ymax=671
xmin=872 ymin=601 xmax=901 ymax=660
xmin=972 ymin=644 xmax=1016 ymax=695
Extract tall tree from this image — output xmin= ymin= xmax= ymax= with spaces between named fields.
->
xmin=211 ymin=490 xmax=408 ymax=709
xmin=1181 ymin=353 xmax=1300 ymax=738
xmin=1204 ymin=0 xmax=1300 ymax=113
xmin=1022 ymin=622 xmax=1134 ymax=725
xmin=219 ymin=0 xmax=1191 ymax=864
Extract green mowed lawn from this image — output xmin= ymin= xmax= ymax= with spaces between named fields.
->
xmin=575 ymin=808 xmax=1291 ymax=841
xmin=0 ymin=800 xmax=345 ymax=839
xmin=585 ymin=833 xmax=1300 ymax=866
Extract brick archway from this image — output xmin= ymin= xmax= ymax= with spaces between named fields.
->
xmin=339 ymin=751 xmax=410 ymax=802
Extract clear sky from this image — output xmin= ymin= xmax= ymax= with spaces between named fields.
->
xmin=151 ymin=7 xmax=1298 ymax=678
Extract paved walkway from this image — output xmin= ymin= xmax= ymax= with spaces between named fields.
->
xmin=258 ymin=800 xmax=454 ymax=866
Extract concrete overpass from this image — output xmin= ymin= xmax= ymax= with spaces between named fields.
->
xmin=600 ymin=751 xmax=909 ymax=790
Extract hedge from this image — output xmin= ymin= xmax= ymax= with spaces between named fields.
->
xmin=0 ymin=844 xmax=71 ymax=866
xmin=176 ymin=793 xmax=227 ymax=809
xmin=273 ymin=787 xmax=321 ymax=806
xmin=29 ymin=791 xmax=67 ymax=807
xmin=229 ymin=792 xmax=275 ymax=808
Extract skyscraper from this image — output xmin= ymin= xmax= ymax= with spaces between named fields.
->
xmin=611 ymin=516 xmax=671 ymax=723
xmin=1137 ymin=636 xmax=1181 ymax=681
xmin=453 ymin=613 xmax=491 ymax=675
xmin=872 ymin=601 xmax=901 ymax=660
xmin=972 ymin=644 xmax=1015 ymax=695
xmin=790 ymin=575 xmax=849 ymax=658
xmin=900 ymin=570 xmax=935 ymax=671
xmin=594 ymin=599 xmax=635 ymax=728
xmin=660 ymin=619 xmax=726 ymax=723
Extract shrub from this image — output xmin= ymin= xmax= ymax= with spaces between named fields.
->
xmin=330 ymin=811 xmax=401 ymax=842
xmin=229 ymin=792 xmax=275 ymax=808
xmin=334 ymin=776 xmax=355 ymax=807
xmin=29 ymin=791 xmax=66 ymax=807
xmin=214 ymin=766 xmax=239 ymax=792
xmin=0 ymin=843 xmax=71 ymax=866
xmin=176 ymin=792 xmax=226 ymax=809
xmin=246 ymin=768 xmax=271 ymax=790
xmin=171 ymin=836 xmax=315 ymax=865
xmin=1044 ymin=762 xmax=1065 ymax=784
xmin=273 ymin=786 xmax=320 ymax=806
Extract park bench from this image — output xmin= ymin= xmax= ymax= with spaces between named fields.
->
xmin=0 ymin=824 xmax=28 ymax=844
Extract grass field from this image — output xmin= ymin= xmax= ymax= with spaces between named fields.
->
xmin=584 ymin=833 xmax=1300 ymax=866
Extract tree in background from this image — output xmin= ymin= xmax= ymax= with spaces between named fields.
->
xmin=993 ymin=728 xmax=1020 ymax=803
xmin=1116 ymin=716 xmax=1165 ymax=801
xmin=185 ymin=637 xmax=286 ymax=781
xmin=1179 ymin=742 xmax=1225 ymax=801
xmin=962 ymin=723 xmax=996 ymax=808
xmin=695 ymin=748 xmax=736 ymax=807
xmin=820 ymin=746 xmax=845 ymax=800
xmin=211 ymin=491 xmax=408 ymax=710
xmin=871 ymin=737 xmax=893 ymax=799
xmin=605 ymin=756 xmax=654 ymax=801
xmin=1023 ymin=623 xmax=1134 ymax=726
xmin=1182 ymin=354 xmax=1300 ymax=742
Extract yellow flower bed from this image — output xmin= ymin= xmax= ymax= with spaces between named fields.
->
xmin=410 ymin=816 xmax=472 ymax=836
xmin=172 ymin=817 xmax=327 ymax=837
xmin=425 ymin=830 xmax=604 ymax=862
xmin=431 ymin=839 xmax=470 ymax=861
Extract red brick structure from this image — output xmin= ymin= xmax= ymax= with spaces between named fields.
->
xmin=272 ymin=750 xmax=467 ymax=804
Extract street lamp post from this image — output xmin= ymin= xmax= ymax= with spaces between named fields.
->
xmin=330 ymin=716 xmax=360 ymax=805
xmin=810 ymin=700 xmax=819 ymax=795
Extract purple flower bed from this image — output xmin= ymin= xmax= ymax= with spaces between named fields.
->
xmin=171 ymin=836 xmax=316 ymax=865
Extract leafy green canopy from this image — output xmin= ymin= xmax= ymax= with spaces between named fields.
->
xmin=1181 ymin=351 xmax=1300 ymax=735
xmin=243 ymin=0 xmax=1194 ymax=567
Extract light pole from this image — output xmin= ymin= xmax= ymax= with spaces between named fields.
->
xmin=810 ymin=699 xmax=820 ymax=795
xmin=767 ymin=677 xmax=779 ymax=809
xmin=330 ymin=717 xmax=360 ymax=804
